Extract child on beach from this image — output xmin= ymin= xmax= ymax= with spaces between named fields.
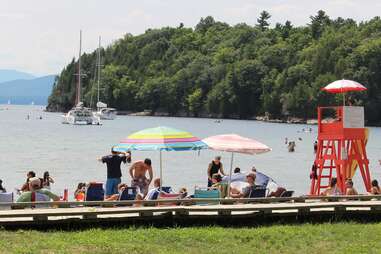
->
xmin=74 ymin=183 xmax=86 ymax=201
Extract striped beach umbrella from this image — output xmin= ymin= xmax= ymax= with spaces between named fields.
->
xmin=114 ymin=126 xmax=208 ymax=188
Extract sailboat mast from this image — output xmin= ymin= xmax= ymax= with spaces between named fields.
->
xmin=76 ymin=30 xmax=82 ymax=105
xmin=97 ymin=36 xmax=101 ymax=104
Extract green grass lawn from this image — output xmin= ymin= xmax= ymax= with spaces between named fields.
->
xmin=0 ymin=223 xmax=380 ymax=254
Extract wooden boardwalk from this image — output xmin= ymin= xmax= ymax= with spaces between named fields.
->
xmin=1 ymin=195 xmax=381 ymax=228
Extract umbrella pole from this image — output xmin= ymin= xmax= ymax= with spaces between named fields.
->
xmin=227 ymin=152 xmax=234 ymax=198
xmin=159 ymin=150 xmax=162 ymax=191
xmin=343 ymin=93 xmax=345 ymax=106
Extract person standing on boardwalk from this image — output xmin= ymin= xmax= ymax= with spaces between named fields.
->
xmin=129 ymin=159 xmax=153 ymax=197
xmin=207 ymin=156 xmax=225 ymax=187
xmin=98 ymin=147 xmax=131 ymax=198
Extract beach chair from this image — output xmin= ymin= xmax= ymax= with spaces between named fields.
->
xmin=0 ymin=192 xmax=13 ymax=210
xmin=249 ymin=187 xmax=267 ymax=198
xmin=194 ymin=188 xmax=220 ymax=205
xmin=85 ymin=182 xmax=104 ymax=201
xmin=280 ymin=190 xmax=294 ymax=197
xmin=160 ymin=186 xmax=172 ymax=193
xmin=157 ymin=192 xmax=182 ymax=206
xmin=119 ymin=187 xmax=137 ymax=201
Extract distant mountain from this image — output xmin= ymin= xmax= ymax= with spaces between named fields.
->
xmin=0 ymin=69 xmax=36 ymax=83
xmin=0 ymin=75 xmax=56 ymax=105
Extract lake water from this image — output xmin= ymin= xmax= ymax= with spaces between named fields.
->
xmin=1 ymin=105 xmax=380 ymax=198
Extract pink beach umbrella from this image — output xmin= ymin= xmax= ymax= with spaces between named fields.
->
xmin=322 ymin=79 xmax=367 ymax=105
xmin=202 ymin=134 xmax=271 ymax=196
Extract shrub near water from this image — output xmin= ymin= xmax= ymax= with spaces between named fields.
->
xmin=0 ymin=223 xmax=381 ymax=253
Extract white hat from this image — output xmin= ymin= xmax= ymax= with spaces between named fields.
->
xmin=29 ymin=177 xmax=41 ymax=188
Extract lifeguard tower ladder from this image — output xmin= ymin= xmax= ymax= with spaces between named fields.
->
xmin=310 ymin=106 xmax=371 ymax=195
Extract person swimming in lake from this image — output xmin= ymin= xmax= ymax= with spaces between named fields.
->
xmin=288 ymin=141 xmax=296 ymax=152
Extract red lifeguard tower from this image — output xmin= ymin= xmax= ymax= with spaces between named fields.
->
xmin=310 ymin=106 xmax=371 ymax=195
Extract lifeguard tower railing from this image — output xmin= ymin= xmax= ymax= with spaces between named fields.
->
xmin=311 ymin=106 xmax=370 ymax=195
xmin=318 ymin=106 xmax=365 ymax=139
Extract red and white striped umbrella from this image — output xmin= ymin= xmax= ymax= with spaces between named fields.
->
xmin=202 ymin=134 xmax=271 ymax=155
xmin=202 ymin=134 xmax=271 ymax=197
xmin=322 ymin=79 xmax=367 ymax=93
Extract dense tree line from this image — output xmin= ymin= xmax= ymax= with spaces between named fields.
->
xmin=47 ymin=11 xmax=381 ymax=124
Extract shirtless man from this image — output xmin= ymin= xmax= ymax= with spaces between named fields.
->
xmin=129 ymin=158 xmax=153 ymax=196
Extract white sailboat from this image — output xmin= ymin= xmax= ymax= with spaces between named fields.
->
xmin=62 ymin=30 xmax=101 ymax=125
xmin=93 ymin=36 xmax=117 ymax=120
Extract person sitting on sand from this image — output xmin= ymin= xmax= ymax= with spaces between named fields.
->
xmin=322 ymin=177 xmax=341 ymax=196
xmin=0 ymin=179 xmax=6 ymax=193
xmin=207 ymin=156 xmax=226 ymax=187
xmin=74 ymin=182 xmax=86 ymax=201
xmin=345 ymin=178 xmax=358 ymax=196
xmin=369 ymin=179 xmax=381 ymax=195
xmin=16 ymin=177 xmax=60 ymax=202
xmin=145 ymin=178 xmax=161 ymax=200
xmin=129 ymin=158 xmax=153 ymax=197
xmin=230 ymin=172 xmax=257 ymax=198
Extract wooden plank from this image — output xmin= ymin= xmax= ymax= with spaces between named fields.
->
xmin=83 ymin=214 xmax=97 ymax=220
xmin=218 ymin=210 xmax=231 ymax=216
xmin=2 ymin=195 xmax=381 ymax=208
xmin=0 ymin=200 xmax=381 ymax=224
xmin=33 ymin=215 xmax=48 ymax=221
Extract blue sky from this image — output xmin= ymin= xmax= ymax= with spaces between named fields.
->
xmin=1 ymin=0 xmax=380 ymax=76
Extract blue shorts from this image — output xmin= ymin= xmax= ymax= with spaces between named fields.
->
xmin=106 ymin=178 xmax=121 ymax=196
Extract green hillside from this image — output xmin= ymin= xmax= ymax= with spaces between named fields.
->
xmin=47 ymin=11 xmax=381 ymax=124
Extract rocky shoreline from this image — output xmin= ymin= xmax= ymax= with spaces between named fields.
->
xmin=121 ymin=110 xmax=318 ymax=125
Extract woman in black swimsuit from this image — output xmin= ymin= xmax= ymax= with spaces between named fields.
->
xmin=207 ymin=156 xmax=226 ymax=187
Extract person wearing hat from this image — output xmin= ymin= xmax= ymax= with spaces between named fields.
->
xmin=230 ymin=172 xmax=257 ymax=198
xmin=16 ymin=177 xmax=60 ymax=202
